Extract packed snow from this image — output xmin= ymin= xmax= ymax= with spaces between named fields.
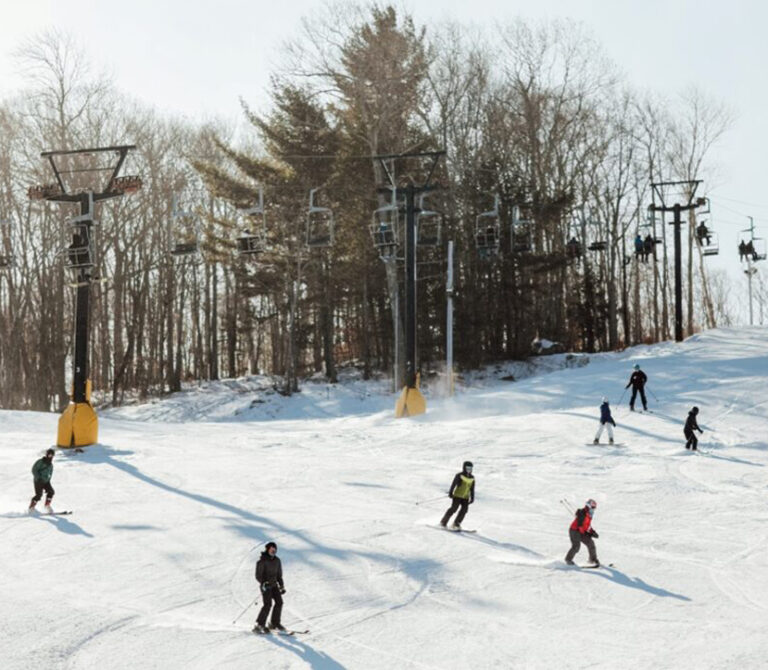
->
xmin=1 ymin=327 xmax=767 ymax=669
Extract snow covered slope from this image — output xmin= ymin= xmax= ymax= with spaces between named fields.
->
xmin=1 ymin=327 xmax=767 ymax=669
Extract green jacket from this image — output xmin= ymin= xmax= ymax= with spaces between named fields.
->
xmin=32 ymin=457 xmax=53 ymax=483
xmin=448 ymin=472 xmax=475 ymax=502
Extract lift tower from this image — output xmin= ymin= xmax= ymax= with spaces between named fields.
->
xmin=29 ymin=145 xmax=141 ymax=448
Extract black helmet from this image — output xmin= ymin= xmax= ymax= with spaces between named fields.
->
xmin=691 ymin=406 xmax=699 ymax=414
xmin=45 ymin=448 xmax=55 ymax=456
xmin=463 ymin=461 xmax=473 ymax=471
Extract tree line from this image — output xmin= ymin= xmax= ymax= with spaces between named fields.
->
xmin=0 ymin=7 xmax=736 ymax=411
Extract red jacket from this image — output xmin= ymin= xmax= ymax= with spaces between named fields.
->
xmin=569 ymin=507 xmax=593 ymax=534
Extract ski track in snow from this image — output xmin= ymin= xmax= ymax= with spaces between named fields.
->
xmin=1 ymin=326 xmax=768 ymax=669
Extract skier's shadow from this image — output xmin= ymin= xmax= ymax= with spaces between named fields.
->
xmin=449 ymin=530 xmax=542 ymax=557
xmin=262 ymin=633 xmax=346 ymax=669
xmin=34 ymin=514 xmax=94 ymax=538
xmin=579 ymin=565 xmax=690 ymax=601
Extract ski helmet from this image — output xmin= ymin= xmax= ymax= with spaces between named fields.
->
xmin=586 ymin=498 xmax=597 ymax=510
xmin=463 ymin=460 xmax=473 ymax=472
xmin=45 ymin=448 xmax=55 ymax=457
xmin=265 ymin=542 xmax=277 ymax=552
xmin=602 ymin=396 xmax=609 ymax=404
xmin=691 ymin=406 xmax=699 ymax=414
xmin=633 ymin=363 xmax=640 ymax=370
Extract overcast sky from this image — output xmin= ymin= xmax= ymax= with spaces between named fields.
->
xmin=1 ymin=0 xmax=766 ymax=316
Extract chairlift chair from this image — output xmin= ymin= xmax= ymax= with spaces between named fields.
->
xmin=416 ymin=194 xmax=441 ymax=247
xmin=238 ymin=187 xmax=267 ymax=257
xmin=371 ymin=188 xmax=399 ymax=256
xmin=306 ymin=188 xmax=334 ymax=248
xmin=697 ymin=228 xmax=719 ymax=256
xmin=753 ymin=238 xmax=767 ymax=261
xmin=475 ymin=194 xmax=501 ymax=258
xmin=588 ymin=240 xmax=607 ymax=252
xmin=511 ymin=203 xmax=533 ymax=253
xmin=169 ymin=195 xmax=201 ymax=258
xmin=66 ymin=224 xmax=94 ymax=270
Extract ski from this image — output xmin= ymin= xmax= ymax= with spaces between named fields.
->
xmin=586 ymin=443 xmax=626 ymax=447
xmin=253 ymin=627 xmax=309 ymax=636
xmin=49 ymin=511 xmax=73 ymax=516
xmin=580 ymin=563 xmax=613 ymax=569
xmin=427 ymin=524 xmax=477 ymax=534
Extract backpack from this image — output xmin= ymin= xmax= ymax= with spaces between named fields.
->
xmin=575 ymin=507 xmax=587 ymax=527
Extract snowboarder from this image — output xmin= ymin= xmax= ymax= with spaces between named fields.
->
xmin=29 ymin=448 xmax=56 ymax=513
xmin=565 ymin=499 xmax=600 ymax=567
xmin=439 ymin=461 xmax=475 ymax=530
xmin=684 ymin=406 xmax=704 ymax=451
xmin=593 ymin=397 xmax=616 ymax=445
xmin=625 ymin=363 xmax=648 ymax=412
xmin=253 ymin=542 xmax=286 ymax=634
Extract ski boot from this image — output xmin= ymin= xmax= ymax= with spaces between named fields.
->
xmin=44 ymin=499 xmax=54 ymax=515
xmin=565 ymin=559 xmax=575 ymax=565
xmin=439 ymin=520 xmax=447 ymax=528
xmin=253 ymin=624 xmax=270 ymax=634
xmin=609 ymin=438 xmax=614 ymax=445
xmin=587 ymin=560 xmax=600 ymax=568
xmin=269 ymin=623 xmax=287 ymax=632
xmin=28 ymin=499 xmax=37 ymax=514
xmin=593 ymin=439 xmax=599 ymax=445
xmin=451 ymin=523 xmax=461 ymax=530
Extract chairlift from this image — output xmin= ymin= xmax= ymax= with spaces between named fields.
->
xmin=370 ymin=188 xmax=399 ymax=256
xmin=511 ymin=203 xmax=533 ymax=254
xmin=306 ymin=188 xmax=334 ymax=248
xmin=416 ymin=194 xmax=441 ymax=247
xmin=588 ymin=240 xmax=607 ymax=252
xmin=238 ymin=187 xmax=267 ymax=257
xmin=695 ymin=219 xmax=718 ymax=256
xmin=66 ymin=223 xmax=94 ymax=270
xmin=738 ymin=234 xmax=766 ymax=263
xmin=169 ymin=195 xmax=201 ymax=258
xmin=475 ymin=195 xmax=500 ymax=258
xmin=0 ymin=219 xmax=14 ymax=269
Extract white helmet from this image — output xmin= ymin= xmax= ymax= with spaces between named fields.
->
xmin=602 ymin=396 xmax=609 ymax=404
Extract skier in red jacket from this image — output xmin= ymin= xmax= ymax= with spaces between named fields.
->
xmin=565 ymin=499 xmax=600 ymax=567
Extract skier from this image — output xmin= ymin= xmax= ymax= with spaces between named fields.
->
xmin=439 ymin=461 xmax=475 ymax=530
xmin=625 ymin=363 xmax=648 ymax=412
xmin=634 ymin=233 xmax=645 ymax=262
xmin=643 ymin=234 xmax=654 ymax=261
xmin=593 ymin=397 xmax=616 ymax=445
xmin=29 ymin=448 xmax=56 ymax=513
xmin=253 ymin=542 xmax=286 ymax=634
xmin=565 ymin=499 xmax=600 ymax=567
xmin=684 ymin=406 xmax=704 ymax=451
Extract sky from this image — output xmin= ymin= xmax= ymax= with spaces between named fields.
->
xmin=0 ymin=0 xmax=766 ymax=319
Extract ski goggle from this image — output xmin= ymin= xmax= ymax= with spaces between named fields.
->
xmin=464 ymin=466 xmax=473 ymax=472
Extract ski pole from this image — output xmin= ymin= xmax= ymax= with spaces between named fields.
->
xmin=617 ymin=387 xmax=627 ymax=405
xmin=232 ymin=599 xmax=256 ymax=625
xmin=559 ymin=498 xmax=574 ymax=514
xmin=415 ymin=495 xmax=447 ymax=506
xmin=647 ymin=386 xmax=659 ymax=402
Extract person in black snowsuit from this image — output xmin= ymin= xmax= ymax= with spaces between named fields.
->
xmin=439 ymin=461 xmax=475 ymax=530
xmin=626 ymin=364 xmax=648 ymax=411
xmin=29 ymin=448 xmax=56 ymax=513
xmin=684 ymin=406 xmax=704 ymax=450
xmin=254 ymin=542 xmax=286 ymax=633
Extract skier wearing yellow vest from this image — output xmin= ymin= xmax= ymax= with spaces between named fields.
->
xmin=439 ymin=461 xmax=475 ymax=530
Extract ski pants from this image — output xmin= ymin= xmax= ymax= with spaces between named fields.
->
xmin=441 ymin=497 xmax=469 ymax=526
xmin=684 ymin=428 xmax=698 ymax=450
xmin=31 ymin=480 xmax=54 ymax=505
xmin=565 ymin=529 xmax=598 ymax=564
xmin=629 ymin=386 xmax=647 ymax=410
xmin=256 ymin=585 xmax=283 ymax=627
xmin=594 ymin=422 xmax=614 ymax=441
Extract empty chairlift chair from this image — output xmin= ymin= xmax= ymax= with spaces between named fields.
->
xmin=416 ymin=194 xmax=441 ymax=247
xmin=371 ymin=188 xmax=399 ymax=257
xmin=237 ymin=188 xmax=267 ymax=257
xmin=475 ymin=195 xmax=501 ymax=259
xmin=306 ymin=188 xmax=334 ymax=248
xmin=169 ymin=196 xmax=201 ymax=258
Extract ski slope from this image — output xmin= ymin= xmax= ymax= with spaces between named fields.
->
xmin=1 ymin=327 xmax=767 ymax=669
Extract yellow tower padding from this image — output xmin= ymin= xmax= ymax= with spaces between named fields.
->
xmin=395 ymin=373 xmax=426 ymax=418
xmin=57 ymin=380 xmax=98 ymax=448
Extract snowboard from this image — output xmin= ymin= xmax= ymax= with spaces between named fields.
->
xmin=428 ymin=524 xmax=477 ymax=533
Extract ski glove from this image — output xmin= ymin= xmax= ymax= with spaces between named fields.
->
xmin=589 ymin=529 xmax=599 ymax=539
xmin=611 ymin=420 xmax=616 ymax=427
xmin=261 ymin=583 xmax=270 ymax=593
xmin=279 ymin=587 xmax=286 ymax=594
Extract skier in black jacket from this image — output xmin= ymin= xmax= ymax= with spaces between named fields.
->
xmin=625 ymin=364 xmax=648 ymax=411
xmin=253 ymin=542 xmax=286 ymax=634
xmin=439 ymin=461 xmax=475 ymax=530
xmin=684 ymin=406 xmax=704 ymax=450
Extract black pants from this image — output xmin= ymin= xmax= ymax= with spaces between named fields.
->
xmin=565 ymin=529 xmax=598 ymax=564
xmin=685 ymin=429 xmax=698 ymax=450
xmin=256 ymin=586 xmax=283 ymax=627
xmin=440 ymin=497 xmax=469 ymax=526
xmin=630 ymin=386 xmax=647 ymax=410
xmin=31 ymin=480 xmax=54 ymax=505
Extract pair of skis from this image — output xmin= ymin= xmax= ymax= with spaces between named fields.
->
xmin=253 ymin=627 xmax=309 ymax=636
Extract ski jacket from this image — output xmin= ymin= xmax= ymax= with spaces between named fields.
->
xmin=684 ymin=412 xmax=701 ymax=434
xmin=32 ymin=458 xmax=53 ymax=483
xmin=626 ymin=370 xmax=647 ymax=389
xmin=599 ymin=402 xmax=615 ymax=425
xmin=569 ymin=507 xmax=594 ymax=534
xmin=449 ymin=472 xmax=475 ymax=503
xmin=255 ymin=552 xmax=284 ymax=589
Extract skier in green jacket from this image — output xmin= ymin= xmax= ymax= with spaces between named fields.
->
xmin=29 ymin=448 xmax=56 ymax=513
xmin=439 ymin=461 xmax=475 ymax=530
